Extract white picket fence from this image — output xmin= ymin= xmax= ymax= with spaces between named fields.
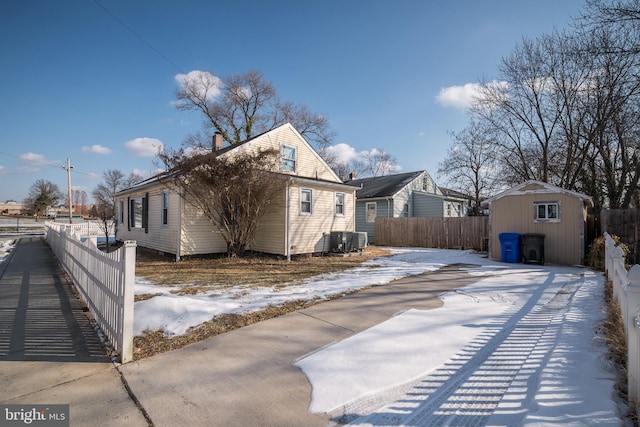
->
xmin=60 ymin=220 xmax=116 ymax=237
xmin=603 ymin=232 xmax=640 ymax=405
xmin=45 ymin=222 xmax=135 ymax=363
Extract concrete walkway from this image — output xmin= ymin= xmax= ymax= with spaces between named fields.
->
xmin=0 ymin=236 xmax=148 ymax=426
xmin=0 ymin=235 xmax=478 ymax=426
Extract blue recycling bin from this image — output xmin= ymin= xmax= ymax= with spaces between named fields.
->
xmin=499 ymin=233 xmax=521 ymax=263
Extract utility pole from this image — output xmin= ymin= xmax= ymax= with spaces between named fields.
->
xmin=63 ymin=158 xmax=74 ymax=224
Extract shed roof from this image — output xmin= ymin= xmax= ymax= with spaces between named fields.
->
xmin=482 ymin=180 xmax=593 ymax=207
xmin=346 ymin=171 xmax=425 ymax=199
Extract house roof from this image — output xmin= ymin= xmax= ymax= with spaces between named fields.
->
xmin=482 ymin=180 xmax=593 ymax=207
xmin=116 ymin=122 xmax=349 ymax=196
xmin=346 ymin=171 xmax=426 ymax=199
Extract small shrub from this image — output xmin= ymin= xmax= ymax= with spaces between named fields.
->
xmin=587 ymin=235 xmax=629 ymax=271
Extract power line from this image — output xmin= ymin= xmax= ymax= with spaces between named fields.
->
xmin=92 ymin=0 xmax=186 ymax=74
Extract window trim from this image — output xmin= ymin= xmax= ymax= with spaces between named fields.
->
xmin=335 ymin=192 xmax=345 ymax=216
xmin=300 ymin=188 xmax=313 ymax=215
xmin=366 ymin=202 xmax=377 ymax=223
xmin=281 ymin=145 xmax=297 ymax=173
xmin=534 ymin=201 xmax=560 ymax=222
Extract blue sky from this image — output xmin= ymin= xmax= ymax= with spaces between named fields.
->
xmin=0 ymin=0 xmax=585 ymax=203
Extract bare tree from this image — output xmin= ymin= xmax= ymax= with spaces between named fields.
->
xmin=438 ymin=120 xmax=499 ymax=215
xmin=158 ymin=147 xmax=288 ymax=257
xmin=175 ymin=69 xmax=334 ymax=150
xmin=23 ymin=179 xmax=63 ymax=221
xmin=358 ymin=148 xmax=399 ymax=177
xmin=92 ymin=170 xmax=142 ymax=242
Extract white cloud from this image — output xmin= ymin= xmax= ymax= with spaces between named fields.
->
xmin=436 ymin=81 xmax=509 ymax=110
xmin=436 ymin=83 xmax=483 ymax=110
xmin=82 ymin=144 xmax=111 ymax=155
xmin=19 ymin=152 xmax=58 ymax=166
xmin=0 ymin=165 xmax=6 ymax=175
xmin=174 ymin=70 xmax=223 ymax=103
xmin=323 ymin=143 xmax=358 ymax=165
xmin=125 ymin=138 xmax=164 ymax=157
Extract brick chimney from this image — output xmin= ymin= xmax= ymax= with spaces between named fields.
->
xmin=348 ymin=172 xmax=356 ymax=180
xmin=212 ymin=132 xmax=223 ymax=151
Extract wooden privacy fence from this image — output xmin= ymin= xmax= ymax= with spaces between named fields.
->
xmin=601 ymin=208 xmax=640 ymax=265
xmin=375 ymin=216 xmax=489 ymax=250
xmin=45 ymin=222 xmax=136 ymax=363
xmin=604 ymin=232 xmax=640 ymax=409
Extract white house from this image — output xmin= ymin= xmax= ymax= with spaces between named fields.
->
xmin=114 ymin=123 xmax=357 ymax=259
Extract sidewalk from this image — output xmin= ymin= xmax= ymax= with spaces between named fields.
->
xmin=0 ymin=236 xmax=148 ymax=426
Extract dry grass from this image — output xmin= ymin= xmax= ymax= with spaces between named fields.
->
xmin=602 ymin=279 xmax=639 ymax=425
xmin=132 ymin=246 xmax=391 ymax=360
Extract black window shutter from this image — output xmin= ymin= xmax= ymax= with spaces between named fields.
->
xmin=143 ymin=193 xmax=149 ymax=233
xmin=127 ymin=197 xmax=131 ymax=231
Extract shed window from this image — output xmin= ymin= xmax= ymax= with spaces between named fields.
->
xmin=534 ymin=202 xmax=559 ymax=222
xmin=366 ymin=202 xmax=377 ymax=223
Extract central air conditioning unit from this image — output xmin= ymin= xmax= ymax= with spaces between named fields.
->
xmin=351 ymin=232 xmax=368 ymax=251
xmin=330 ymin=231 xmax=353 ymax=252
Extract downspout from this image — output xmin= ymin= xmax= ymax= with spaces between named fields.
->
xmin=286 ymin=181 xmax=291 ymax=261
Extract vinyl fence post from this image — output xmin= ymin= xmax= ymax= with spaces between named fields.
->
xmin=120 ymin=240 xmax=137 ymax=363
xmin=627 ymin=264 xmax=640 ymax=406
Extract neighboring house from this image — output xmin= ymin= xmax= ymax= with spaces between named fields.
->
xmin=347 ymin=170 xmax=448 ymax=244
xmin=482 ymin=180 xmax=593 ymax=266
xmin=439 ymin=187 xmax=473 ymax=217
xmin=114 ymin=123 xmax=356 ymax=259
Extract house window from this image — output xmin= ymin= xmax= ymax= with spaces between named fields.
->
xmin=366 ymin=202 xmax=377 ymax=223
xmin=119 ymin=200 xmax=124 ymax=224
xmin=403 ymin=203 xmax=409 ymax=217
xmin=161 ymin=191 xmax=169 ymax=226
xmin=300 ymin=188 xmax=312 ymax=214
xmin=335 ymin=192 xmax=345 ymax=216
xmin=130 ymin=197 xmax=144 ymax=228
xmin=282 ymin=145 xmax=296 ymax=173
xmin=534 ymin=202 xmax=559 ymax=222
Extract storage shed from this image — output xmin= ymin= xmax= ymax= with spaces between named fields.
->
xmin=482 ymin=180 xmax=593 ymax=266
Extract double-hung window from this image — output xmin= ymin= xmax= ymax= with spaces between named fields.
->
xmin=282 ymin=145 xmax=296 ymax=173
xmin=161 ymin=191 xmax=169 ymax=226
xmin=300 ymin=188 xmax=312 ymax=214
xmin=130 ymin=197 xmax=144 ymax=228
xmin=534 ymin=201 xmax=559 ymax=222
xmin=335 ymin=192 xmax=345 ymax=216
xmin=366 ymin=202 xmax=377 ymax=223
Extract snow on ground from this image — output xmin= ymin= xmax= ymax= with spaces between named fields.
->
xmin=133 ymin=248 xmax=480 ymax=336
xmin=0 ymin=239 xmax=15 ymax=262
xmin=134 ymin=248 xmax=623 ymax=426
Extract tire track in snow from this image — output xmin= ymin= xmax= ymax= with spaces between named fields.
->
xmin=341 ymin=278 xmax=581 ymax=426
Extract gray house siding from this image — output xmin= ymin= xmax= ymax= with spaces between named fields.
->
xmin=356 ymin=198 xmax=394 ymax=244
xmin=413 ymin=193 xmax=445 ymax=217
